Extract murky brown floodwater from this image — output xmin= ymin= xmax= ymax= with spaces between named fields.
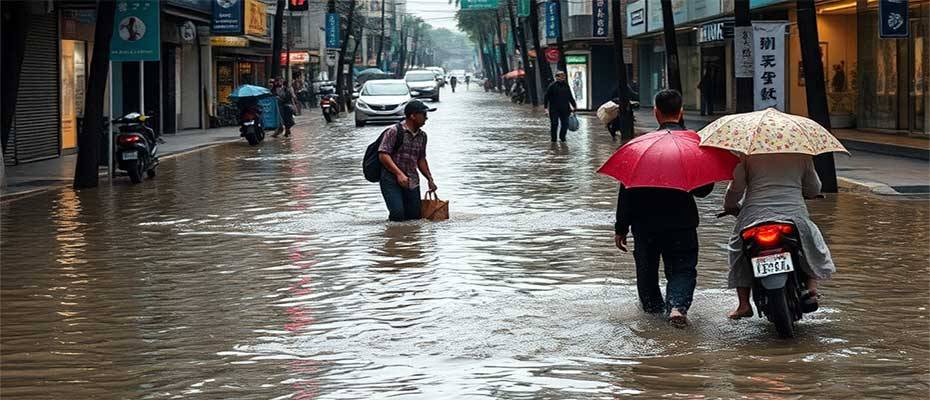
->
xmin=2 ymin=90 xmax=929 ymax=399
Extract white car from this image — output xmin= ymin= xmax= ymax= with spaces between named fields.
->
xmin=354 ymin=79 xmax=412 ymax=127
xmin=405 ymin=70 xmax=441 ymax=102
xmin=426 ymin=66 xmax=446 ymax=86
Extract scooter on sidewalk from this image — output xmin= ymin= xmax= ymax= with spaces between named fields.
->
xmin=113 ymin=112 xmax=160 ymax=184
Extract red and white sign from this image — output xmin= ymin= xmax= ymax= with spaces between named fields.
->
xmin=279 ymin=51 xmax=310 ymax=65
xmin=545 ymin=47 xmax=560 ymax=64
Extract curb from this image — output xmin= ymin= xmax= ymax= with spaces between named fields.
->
xmin=839 ymin=138 xmax=929 ymax=161
xmin=836 ymin=176 xmax=924 ymax=196
xmin=1 ymin=137 xmax=242 ymax=204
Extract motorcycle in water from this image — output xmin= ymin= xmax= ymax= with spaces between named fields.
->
xmin=320 ymin=91 xmax=339 ymax=123
xmin=113 ymin=112 xmax=159 ymax=184
xmin=740 ymin=217 xmax=820 ymax=338
xmin=238 ymin=102 xmax=264 ymax=146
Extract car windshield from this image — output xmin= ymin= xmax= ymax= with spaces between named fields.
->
xmin=362 ymin=83 xmax=409 ymax=96
xmin=406 ymin=72 xmax=435 ymax=82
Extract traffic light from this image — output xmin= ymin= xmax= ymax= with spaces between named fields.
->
xmin=289 ymin=0 xmax=308 ymax=11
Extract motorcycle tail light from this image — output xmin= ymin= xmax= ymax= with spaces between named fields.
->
xmin=117 ymin=135 xmax=141 ymax=145
xmin=741 ymin=223 xmax=793 ymax=247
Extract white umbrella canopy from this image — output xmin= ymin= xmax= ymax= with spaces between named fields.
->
xmin=697 ymin=108 xmax=849 ymax=156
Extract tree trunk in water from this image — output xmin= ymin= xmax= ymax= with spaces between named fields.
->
xmin=0 ymin=1 xmax=30 ymax=154
xmin=335 ymin=0 xmax=356 ymax=111
xmin=271 ymin=0 xmax=285 ymax=79
xmin=611 ymin=0 xmax=633 ymax=140
xmin=527 ymin=0 xmax=551 ymax=87
xmin=797 ymin=0 xmax=837 ymax=192
xmin=659 ymin=0 xmax=681 ymax=92
xmin=74 ymin=0 xmax=116 ymax=189
xmin=345 ymin=32 xmax=362 ymax=110
xmin=554 ymin=0 xmax=566 ymax=73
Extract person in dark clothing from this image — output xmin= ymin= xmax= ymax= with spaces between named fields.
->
xmin=614 ymin=89 xmax=714 ymax=328
xmin=698 ymin=63 xmax=715 ymax=116
xmin=543 ymin=71 xmax=577 ymax=142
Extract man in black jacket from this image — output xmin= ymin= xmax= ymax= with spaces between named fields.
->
xmin=543 ymin=71 xmax=577 ymax=142
xmin=614 ymin=89 xmax=714 ymax=328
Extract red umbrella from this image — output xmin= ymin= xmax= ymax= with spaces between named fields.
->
xmin=596 ymin=130 xmax=739 ymax=191
xmin=502 ymin=69 xmax=525 ymax=79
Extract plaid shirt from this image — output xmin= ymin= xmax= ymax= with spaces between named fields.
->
xmin=378 ymin=123 xmax=428 ymax=188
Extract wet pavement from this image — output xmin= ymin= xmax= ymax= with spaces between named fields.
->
xmin=2 ymin=89 xmax=929 ymax=399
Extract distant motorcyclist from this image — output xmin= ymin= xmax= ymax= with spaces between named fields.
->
xmin=450 ymin=76 xmax=458 ymax=93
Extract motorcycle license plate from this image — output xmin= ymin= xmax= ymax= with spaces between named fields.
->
xmin=121 ymin=152 xmax=138 ymax=160
xmin=751 ymin=252 xmax=794 ymax=278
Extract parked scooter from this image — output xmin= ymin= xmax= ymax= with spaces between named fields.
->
xmin=238 ymin=101 xmax=265 ymax=146
xmin=739 ymin=216 xmax=821 ymax=338
xmin=113 ymin=112 xmax=159 ymax=184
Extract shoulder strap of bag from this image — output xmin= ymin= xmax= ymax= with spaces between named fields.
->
xmin=392 ymin=122 xmax=405 ymax=154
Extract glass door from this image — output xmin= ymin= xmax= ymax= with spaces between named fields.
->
xmin=909 ymin=4 xmax=929 ymax=135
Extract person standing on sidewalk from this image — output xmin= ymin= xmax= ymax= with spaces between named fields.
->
xmin=614 ymin=89 xmax=714 ymax=328
xmin=378 ymin=100 xmax=439 ymax=221
xmin=543 ymin=71 xmax=577 ymax=142
xmin=698 ymin=63 xmax=715 ymax=116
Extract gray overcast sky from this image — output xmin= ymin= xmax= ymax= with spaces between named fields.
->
xmin=406 ymin=0 xmax=460 ymax=31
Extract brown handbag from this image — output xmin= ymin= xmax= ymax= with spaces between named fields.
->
xmin=420 ymin=191 xmax=449 ymax=221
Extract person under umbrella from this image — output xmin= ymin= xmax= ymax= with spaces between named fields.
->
xmin=598 ymin=89 xmax=739 ymax=328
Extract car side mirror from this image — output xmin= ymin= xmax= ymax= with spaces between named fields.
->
xmin=352 ymin=92 xmax=359 ymax=99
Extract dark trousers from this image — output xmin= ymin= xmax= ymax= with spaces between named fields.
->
xmin=549 ymin=110 xmax=570 ymax=141
xmin=632 ymin=229 xmax=699 ymax=314
xmin=700 ymin=92 xmax=714 ymax=116
xmin=380 ymin=171 xmax=421 ymax=221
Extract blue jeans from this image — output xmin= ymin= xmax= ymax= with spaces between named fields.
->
xmin=632 ymin=229 xmax=699 ymax=314
xmin=380 ymin=171 xmax=421 ymax=221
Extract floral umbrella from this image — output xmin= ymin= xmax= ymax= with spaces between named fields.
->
xmin=697 ymin=108 xmax=849 ymax=155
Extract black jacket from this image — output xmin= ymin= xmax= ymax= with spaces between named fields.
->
xmin=543 ymin=81 xmax=577 ymax=113
xmin=614 ymin=122 xmax=714 ymax=236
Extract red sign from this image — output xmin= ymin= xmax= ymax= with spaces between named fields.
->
xmin=279 ymin=52 xmax=310 ymax=65
xmin=545 ymin=47 xmax=560 ymax=63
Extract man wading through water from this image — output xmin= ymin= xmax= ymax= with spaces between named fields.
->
xmin=543 ymin=71 xmax=577 ymax=142
xmin=378 ymin=100 xmax=439 ymax=221
xmin=614 ymin=89 xmax=714 ymax=328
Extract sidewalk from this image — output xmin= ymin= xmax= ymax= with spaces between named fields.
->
xmin=1 ymin=125 xmax=244 ymax=201
xmin=631 ymin=109 xmax=930 ymax=195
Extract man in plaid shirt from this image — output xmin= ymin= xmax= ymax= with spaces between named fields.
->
xmin=378 ymin=100 xmax=438 ymax=221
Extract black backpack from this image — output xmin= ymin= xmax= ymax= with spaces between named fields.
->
xmin=363 ymin=123 xmax=405 ymax=182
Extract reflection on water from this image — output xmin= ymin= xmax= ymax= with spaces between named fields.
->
xmin=2 ymin=91 xmax=929 ymax=399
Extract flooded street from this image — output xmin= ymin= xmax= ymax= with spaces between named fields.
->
xmin=2 ymin=90 xmax=928 ymax=399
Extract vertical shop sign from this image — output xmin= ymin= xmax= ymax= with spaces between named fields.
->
xmin=592 ymin=0 xmax=609 ymax=38
xmin=879 ymin=0 xmax=909 ymax=38
xmin=752 ymin=22 xmax=787 ymax=111
xmin=244 ymin=0 xmax=268 ymax=36
xmin=518 ymin=0 xmax=530 ymax=17
xmin=111 ymin=0 xmax=161 ymax=61
xmin=734 ymin=26 xmax=753 ymax=78
xmin=325 ymin=12 xmax=340 ymax=48
xmin=545 ymin=1 xmax=560 ymax=39
xmin=212 ymin=0 xmax=244 ymax=35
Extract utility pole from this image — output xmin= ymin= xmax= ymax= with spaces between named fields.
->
xmin=797 ymin=0 xmax=838 ymax=192
xmin=376 ymin=0 xmax=385 ymax=69
xmin=271 ymin=0 xmax=285 ymax=79
xmin=528 ymin=0 xmax=552 ymax=88
xmin=611 ymin=0 xmax=633 ymax=140
xmin=659 ymin=0 xmax=681 ymax=93
xmin=734 ymin=0 xmax=753 ymax=113
xmin=510 ymin=0 xmax=537 ymax=105
xmin=554 ymin=0 xmax=566 ymax=73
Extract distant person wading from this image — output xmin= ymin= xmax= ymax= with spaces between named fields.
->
xmin=543 ymin=71 xmax=577 ymax=142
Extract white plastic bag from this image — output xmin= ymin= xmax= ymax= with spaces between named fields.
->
xmin=596 ymin=101 xmax=620 ymax=124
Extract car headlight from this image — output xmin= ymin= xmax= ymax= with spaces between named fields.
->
xmin=356 ymin=100 xmax=369 ymax=109
xmin=410 ymin=90 xmax=420 ymax=95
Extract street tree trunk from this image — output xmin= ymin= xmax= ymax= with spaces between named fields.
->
xmin=528 ymin=0 xmax=551 ymax=90
xmin=611 ymin=0 xmax=633 ymax=139
xmin=734 ymin=0 xmax=753 ymax=113
xmin=797 ymin=0 xmax=837 ymax=192
xmin=496 ymin=10 xmax=510 ymax=94
xmin=376 ymin=0 xmax=385 ymax=69
xmin=74 ymin=0 xmax=116 ymax=189
xmin=509 ymin=0 xmax=537 ymax=105
xmin=345 ymin=29 xmax=362 ymax=110
xmin=335 ymin=0 xmax=357 ymax=111
xmin=659 ymin=0 xmax=682 ymax=93
xmin=271 ymin=0 xmax=285 ymax=79
xmin=554 ymin=0 xmax=566 ymax=73
xmin=1 ymin=1 xmax=30 ymax=154
xmin=396 ymin=19 xmax=408 ymax=77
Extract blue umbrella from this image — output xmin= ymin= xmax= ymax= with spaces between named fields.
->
xmin=228 ymin=84 xmax=273 ymax=100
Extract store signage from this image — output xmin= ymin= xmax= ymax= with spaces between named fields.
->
xmin=518 ymin=0 xmax=530 ymax=17
xmin=630 ymin=8 xmax=644 ymax=25
xmin=210 ymin=36 xmax=249 ymax=46
xmin=289 ymin=0 xmax=309 ymax=12
xmin=879 ymin=0 xmax=909 ymax=38
xmin=326 ymin=12 xmax=340 ymax=48
xmin=244 ymin=0 xmax=267 ymax=36
xmin=752 ymin=21 xmax=788 ymax=111
xmin=593 ymin=0 xmax=609 ymax=38
xmin=280 ymin=51 xmax=310 ymax=65
xmin=326 ymin=50 xmax=338 ymax=66
xmin=545 ymin=1 xmax=560 ymax=39
xmin=212 ymin=0 xmax=243 ymax=35
xmin=734 ymin=26 xmax=753 ymax=78
xmin=699 ymin=21 xmax=733 ymax=43
xmin=111 ymin=0 xmax=161 ymax=61
xmin=545 ymin=47 xmax=560 ymax=63
xmin=460 ymin=0 xmax=499 ymax=10
xmin=565 ymin=54 xmax=587 ymax=64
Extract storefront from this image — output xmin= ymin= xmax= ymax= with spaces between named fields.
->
xmin=60 ymin=7 xmax=96 ymax=153
xmin=565 ymin=53 xmax=591 ymax=110
xmin=698 ymin=19 xmax=733 ymax=113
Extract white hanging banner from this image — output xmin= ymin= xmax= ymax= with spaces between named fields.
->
xmin=752 ymin=22 xmax=787 ymax=111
